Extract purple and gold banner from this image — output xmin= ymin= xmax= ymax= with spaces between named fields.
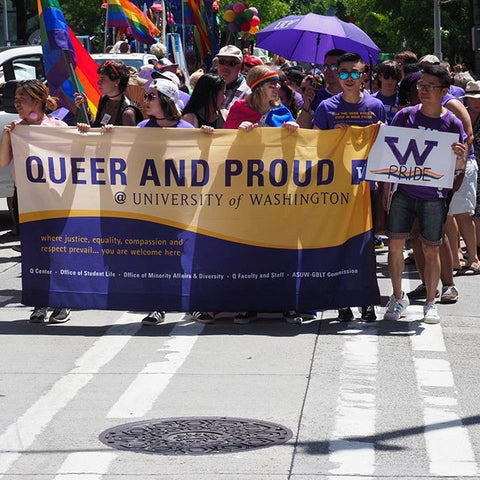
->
xmin=12 ymin=124 xmax=380 ymax=311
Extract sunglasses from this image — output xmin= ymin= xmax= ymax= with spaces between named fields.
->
xmin=416 ymin=83 xmax=443 ymax=92
xmin=144 ymin=92 xmax=158 ymax=100
xmin=320 ymin=64 xmax=338 ymax=72
xmin=218 ymin=58 xmax=240 ymax=67
xmin=338 ymin=71 xmax=362 ymax=80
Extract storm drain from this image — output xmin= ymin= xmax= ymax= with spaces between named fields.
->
xmin=99 ymin=416 xmax=293 ymax=455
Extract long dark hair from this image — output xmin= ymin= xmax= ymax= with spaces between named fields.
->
xmin=182 ymin=73 xmax=225 ymax=119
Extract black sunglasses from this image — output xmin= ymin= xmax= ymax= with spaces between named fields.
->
xmin=144 ymin=92 xmax=158 ymax=100
xmin=218 ymin=58 xmax=240 ymax=67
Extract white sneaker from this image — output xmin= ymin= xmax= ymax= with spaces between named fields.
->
xmin=440 ymin=285 xmax=459 ymax=304
xmin=383 ymin=292 xmax=409 ymax=321
xmin=423 ymin=301 xmax=440 ymax=324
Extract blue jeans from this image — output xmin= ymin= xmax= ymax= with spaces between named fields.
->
xmin=386 ymin=190 xmax=447 ymax=245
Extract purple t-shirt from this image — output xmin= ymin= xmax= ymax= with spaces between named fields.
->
xmin=371 ymin=90 xmax=400 ymax=125
xmin=311 ymin=87 xmax=335 ymax=111
xmin=137 ymin=118 xmax=194 ymax=128
xmin=391 ymin=105 xmax=466 ymax=200
xmin=313 ymin=92 xmax=386 ymax=129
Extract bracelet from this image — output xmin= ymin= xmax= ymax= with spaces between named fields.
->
xmin=454 ymin=169 xmax=465 ymax=176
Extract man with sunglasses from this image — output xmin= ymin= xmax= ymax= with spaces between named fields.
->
xmin=297 ymin=49 xmax=345 ymax=129
xmin=215 ymin=45 xmax=251 ymax=112
xmin=383 ymin=64 xmax=468 ymax=324
xmin=314 ymin=52 xmax=386 ymax=322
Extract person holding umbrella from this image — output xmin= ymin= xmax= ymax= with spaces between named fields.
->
xmin=314 ymin=52 xmax=386 ymax=322
xmin=298 ymin=49 xmax=345 ymax=129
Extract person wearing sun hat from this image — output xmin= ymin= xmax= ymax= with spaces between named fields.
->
xmin=215 ymin=45 xmax=251 ymax=111
xmin=137 ymin=76 xmax=194 ymax=326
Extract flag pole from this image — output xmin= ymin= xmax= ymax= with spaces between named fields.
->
xmin=103 ymin=0 xmax=109 ymax=53
xmin=161 ymin=0 xmax=166 ymax=45
xmin=63 ymin=49 xmax=90 ymax=124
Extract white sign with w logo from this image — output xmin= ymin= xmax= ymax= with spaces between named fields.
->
xmin=366 ymin=125 xmax=458 ymax=189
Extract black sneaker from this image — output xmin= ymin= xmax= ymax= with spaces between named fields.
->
xmin=338 ymin=307 xmax=354 ymax=322
xmin=234 ymin=312 xmax=256 ymax=324
xmin=141 ymin=311 xmax=166 ymax=326
xmin=360 ymin=305 xmax=376 ymax=322
xmin=49 ymin=308 xmax=71 ymax=324
xmin=190 ymin=312 xmax=214 ymax=324
xmin=284 ymin=310 xmax=303 ymax=324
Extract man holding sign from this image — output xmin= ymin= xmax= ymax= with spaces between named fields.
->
xmin=381 ymin=64 xmax=467 ymax=324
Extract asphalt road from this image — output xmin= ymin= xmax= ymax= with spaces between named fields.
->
xmin=1 ymin=201 xmax=480 ymax=479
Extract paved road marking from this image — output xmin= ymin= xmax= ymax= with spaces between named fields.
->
xmin=411 ymin=318 xmax=478 ymax=476
xmin=328 ymin=326 xmax=377 ymax=477
xmin=0 ymin=312 xmax=142 ymax=477
xmin=107 ymin=318 xmax=204 ymax=418
xmin=54 ymin=452 xmax=117 ymax=479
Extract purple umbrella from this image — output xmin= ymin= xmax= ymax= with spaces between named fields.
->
xmin=256 ymin=14 xmax=381 ymax=64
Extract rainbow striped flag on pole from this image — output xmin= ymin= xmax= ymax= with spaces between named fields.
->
xmin=37 ymin=0 xmax=101 ymax=118
xmin=108 ymin=0 xmax=160 ymax=45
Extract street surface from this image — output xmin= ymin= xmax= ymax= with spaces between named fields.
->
xmin=1 ymin=199 xmax=480 ymax=479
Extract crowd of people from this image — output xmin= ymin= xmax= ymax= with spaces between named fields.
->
xmin=1 ymin=39 xmax=479 ymax=326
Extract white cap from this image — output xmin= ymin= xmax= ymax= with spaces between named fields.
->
xmin=151 ymin=78 xmax=179 ymax=102
xmin=154 ymin=70 xmax=180 ymax=87
xmin=216 ymin=45 xmax=243 ymax=62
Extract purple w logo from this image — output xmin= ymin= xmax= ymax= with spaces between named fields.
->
xmin=385 ymin=136 xmax=438 ymax=166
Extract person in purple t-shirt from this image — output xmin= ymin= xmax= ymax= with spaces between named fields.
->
xmin=314 ymin=52 xmax=386 ymax=323
xmin=371 ymin=60 xmax=401 ymax=124
xmin=383 ymin=64 xmax=468 ymax=325
xmin=297 ymin=49 xmax=345 ymax=129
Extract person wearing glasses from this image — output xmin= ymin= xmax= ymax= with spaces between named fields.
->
xmin=314 ymin=52 xmax=386 ymax=323
xmin=137 ymin=77 xmax=194 ymax=326
xmin=371 ymin=60 xmax=402 ymax=124
xmin=215 ymin=45 xmax=251 ymax=112
xmin=297 ymin=49 xmax=345 ymax=129
xmin=75 ymin=60 xmax=142 ymax=128
xmin=382 ymin=64 xmax=468 ymax=324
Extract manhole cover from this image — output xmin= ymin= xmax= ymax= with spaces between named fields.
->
xmin=99 ymin=416 xmax=293 ymax=455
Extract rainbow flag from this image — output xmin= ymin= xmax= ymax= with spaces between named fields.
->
xmin=185 ymin=0 xmax=212 ymax=60
xmin=108 ymin=0 xmax=160 ymax=45
xmin=37 ymin=0 xmax=100 ymax=118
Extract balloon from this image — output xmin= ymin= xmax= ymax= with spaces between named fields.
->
xmin=212 ymin=1 xmax=219 ymax=11
xmin=235 ymin=12 xmax=245 ymax=23
xmin=233 ymin=2 xmax=245 ymax=13
xmin=249 ymin=6 xmax=258 ymax=15
xmin=251 ymin=15 xmax=260 ymax=27
xmin=224 ymin=10 xmax=236 ymax=22
xmin=249 ymin=25 xmax=259 ymax=34
xmin=228 ymin=22 xmax=240 ymax=32
xmin=225 ymin=3 xmax=234 ymax=10
xmin=243 ymin=8 xmax=253 ymax=20
xmin=150 ymin=3 xmax=162 ymax=11
xmin=240 ymin=21 xmax=251 ymax=32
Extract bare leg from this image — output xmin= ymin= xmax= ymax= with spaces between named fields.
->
xmin=422 ymin=243 xmax=441 ymax=303
xmin=388 ymin=238 xmax=406 ymax=299
xmin=439 ymin=233 xmax=455 ymax=285
xmin=455 ymin=213 xmax=480 ymax=268
xmin=445 ymin=215 xmax=463 ymax=269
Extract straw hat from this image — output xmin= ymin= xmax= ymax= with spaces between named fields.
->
xmin=461 ymin=80 xmax=480 ymax=99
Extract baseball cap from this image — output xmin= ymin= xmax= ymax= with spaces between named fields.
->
xmin=152 ymin=69 xmax=180 ymax=87
xmin=151 ymin=78 xmax=179 ymax=102
xmin=151 ymin=57 xmax=178 ymax=75
xmin=461 ymin=80 xmax=480 ymax=99
xmin=243 ymin=55 xmax=263 ymax=68
xmin=216 ymin=45 xmax=243 ymax=62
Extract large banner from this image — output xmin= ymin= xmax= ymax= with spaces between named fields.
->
xmin=366 ymin=124 xmax=458 ymax=188
xmin=12 ymin=125 xmax=380 ymax=311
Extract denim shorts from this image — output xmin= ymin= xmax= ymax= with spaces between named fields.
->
xmin=386 ymin=190 xmax=447 ymax=245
